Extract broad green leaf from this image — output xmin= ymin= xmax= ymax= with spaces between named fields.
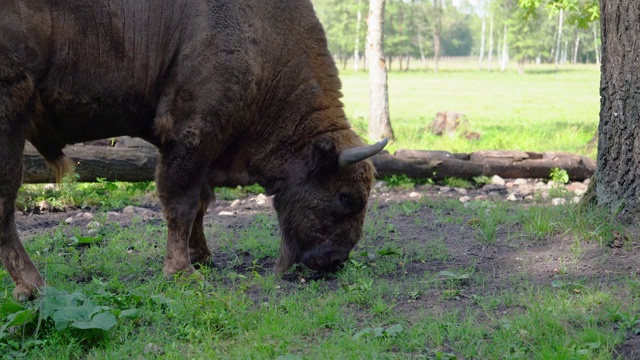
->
xmin=5 ymin=309 xmax=37 ymax=327
xmin=385 ymin=324 xmax=404 ymax=336
xmin=0 ymin=301 xmax=25 ymax=317
xmin=372 ymin=327 xmax=385 ymax=337
xmin=352 ymin=327 xmax=372 ymax=340
xmin=70 ymin=312 xmax=117 ymax=331
xmin=118 ymin=309 xmax=140 ymax=319
xmin=439 ymin=271 xmax=459 ymax=278
xmin=69 ymin=235 xmax=103 ymax=246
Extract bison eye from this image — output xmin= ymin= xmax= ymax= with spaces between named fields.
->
xmin=340 ymin=193 xmax=353 ymax=209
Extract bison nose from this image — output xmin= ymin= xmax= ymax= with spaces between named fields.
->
xmin=302 ymin=247 xmax=351 ymax=272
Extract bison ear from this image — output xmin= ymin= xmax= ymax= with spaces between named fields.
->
xmin=306 ymin=136 xmax=338 ymax=176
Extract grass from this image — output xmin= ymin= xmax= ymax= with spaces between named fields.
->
xmin=340 ymin=63 xmax=600 ymax=158
xmin=2 ymin=185 xmax=639 ymax=359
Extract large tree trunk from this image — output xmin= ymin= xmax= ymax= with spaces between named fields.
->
xmin=367 ymin=0 xmax=394 ymax=141
xmin=590 ymin=0 xmax=640 ymax=221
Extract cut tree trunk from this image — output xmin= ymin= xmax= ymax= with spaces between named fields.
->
xmin=21 ymin=144 xmax=595 ymax=183
xmin=22 ymin=143 xmax=159 ymax=183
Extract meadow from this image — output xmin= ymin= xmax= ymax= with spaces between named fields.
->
xmin=340 ymin=62 xmax=601 ymax=158
xmin=2 ymin=63 xmax=639 ymax=359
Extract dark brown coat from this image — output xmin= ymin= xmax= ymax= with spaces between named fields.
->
xmin=0 ymin=0 xmax=385 ymax=300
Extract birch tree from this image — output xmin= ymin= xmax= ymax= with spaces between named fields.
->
xmin=367 ymin=0 xmax=394 ymax=141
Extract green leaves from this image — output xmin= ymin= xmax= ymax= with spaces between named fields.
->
xmin=353 ymin=324 xmax=404 ymax=340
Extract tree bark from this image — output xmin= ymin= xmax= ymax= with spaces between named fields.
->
xmin=354 ymin=0 xmax=363 ymax=72
xmin=555 ymin=9 xmax=564 ymax=70
xmin=432 ymin=0 xmax=442 ymax=74
xmin=367 ymin=0 xmax=395 ymax=141
xmin=487 ymin=15 xmax=494 ymax=72
xmin=22 ymin=144 xmax=595 ymax=183
xmin=590 ymin=0 xmax=640 ymax=221
xmin=593 ymin=22 xmax=600 ymax=65
xmin=572 ymin=33 xmax=580 ymax=64
xmin=500 ymin=25 xmax=508 ymax=72
xmin=478 ymin=15 xmax=486 ymax=70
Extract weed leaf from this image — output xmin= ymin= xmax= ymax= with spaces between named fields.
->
xmin=118 ymin=309 xmax=140 ymax=319
xmin=70 ymin=312 xmax=117 ymax=331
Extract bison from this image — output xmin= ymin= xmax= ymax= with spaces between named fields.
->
xmin=0 ymin=0 xmax=387 ymax=300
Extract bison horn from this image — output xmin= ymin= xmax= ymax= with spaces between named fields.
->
xmin=338 ymin=138 xmax=388 ymax=168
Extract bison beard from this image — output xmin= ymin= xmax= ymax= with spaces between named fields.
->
xmin=0 ymin=0 xmax=387 ymax=300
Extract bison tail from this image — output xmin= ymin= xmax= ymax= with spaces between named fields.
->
xmin=29 ymin=140 xmax=75 ymax=183
xmin=47 ymin=155 xmax=75 ymax=183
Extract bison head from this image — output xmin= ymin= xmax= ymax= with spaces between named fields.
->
xmin=273 ymin=136 xmax=387 ymax=273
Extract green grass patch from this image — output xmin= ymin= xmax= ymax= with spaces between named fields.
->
xmin=340 ymin=64 xmax=600 ymax=158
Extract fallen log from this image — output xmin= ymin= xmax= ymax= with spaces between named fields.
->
xmin=23 ymin=144 xmax=159 ymax=183
xmin=21 ymin=144 xmax=596 ymax=183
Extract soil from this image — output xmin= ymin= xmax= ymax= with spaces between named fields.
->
xmin=13 ymin=183 xmax=640 ymax=358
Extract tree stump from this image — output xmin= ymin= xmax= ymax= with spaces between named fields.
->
xmin=428 ymin=111 xmax=470 ymax=137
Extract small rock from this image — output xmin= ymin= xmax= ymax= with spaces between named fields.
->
xmin=122 ymin=206 xmax=136 ymax=215
xmin=506 ymin=194 xmax=518 ymax=201
xmin=218 ymin=211 xmax=235 ymax=216
xmin=439 ymin=186 xmax=452 ymax=193
xmin=141 ymin=210 xmax=155 ymax=221
xmin=75 ymin=212 xmax=85 ymax=218
xmin=583 ymin=178 xmax=591 ymax=185
xmin=144 ymin=343 xmax=164 ymax=355
xmin=505 ymin=181 xmax=514 ymax=188
xmin=459 ymin=196 xmax=471 ymax=203
xmin=230 ymin=199 xmax=241 ymax=208
xmin=82 ymin=212 xmax=94 ymax=220
xmin=64 ymin=217 xmax=74 ymax=224
xmin=534 ymin=181 xmax=547 ymax=188
xmin=455 ymin=188 xmax=468 ymax=195
xmin=86 ymin=221 xmax=101 ymax=229
xmin=38 ymin=200 xmax=51 ymax=212
xmin=513 ymin=178 xmax=528 ymax=186
xmin=571 ymin=196 xmax=582 ymax=204
xmin=491 ymin=175 xmax=506 ymax=186
xmin=574 ymin=189 xmax=586 ymax=196
xmin=374 ymin=181 xmax=388 ymax=189
xmin=474 ymin=195 xmax=488 ymax=201
xmin=44 ymin=183 xmax=56 ymax=191
xmin=256 ymin=194 xmax=267 ymax=205
xmin=107 ymin=211 xmax=120 ymax=217
xmin=566 ymin=182 xmax=588 ymax=193
xmin=409 ymin=192 xmax=422 ymax=198
xmin=88 ymin=229 xmax=99 ymax=235
xmin=551 ymin=198 xmax=567 ymax=206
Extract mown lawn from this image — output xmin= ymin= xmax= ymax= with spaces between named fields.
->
xmin=340 ymin=64 xmax=600 ymax=158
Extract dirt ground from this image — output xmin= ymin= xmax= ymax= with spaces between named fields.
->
xmin=13 ymin=184 xmax=640 ymax=358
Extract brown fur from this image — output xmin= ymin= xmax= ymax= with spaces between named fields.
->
xmin=0 ymin=0 xmax=380 ymax=300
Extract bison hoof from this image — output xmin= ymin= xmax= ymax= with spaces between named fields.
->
xmin=191 ymin=255 xmax=216 ymax=269
xmin=13 ymin=285 xmax=41 ymax=302
xmin=163 ymin=264 xmax=204 ymax=282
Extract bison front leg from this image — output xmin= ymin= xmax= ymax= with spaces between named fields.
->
xmin=0 ymin=116 xmax=44 ymax=301
xmin=156 ymin=145 xmax=211 ymax=279
xmin=188 ymin=185 xmax=214 ymax=268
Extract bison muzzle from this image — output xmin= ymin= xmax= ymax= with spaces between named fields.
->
xmin=0 ymin=0 xmax=387 ymax=300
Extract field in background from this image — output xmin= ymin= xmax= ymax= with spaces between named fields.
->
xmin=339 ymin=62 xmax=601 ymax=158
